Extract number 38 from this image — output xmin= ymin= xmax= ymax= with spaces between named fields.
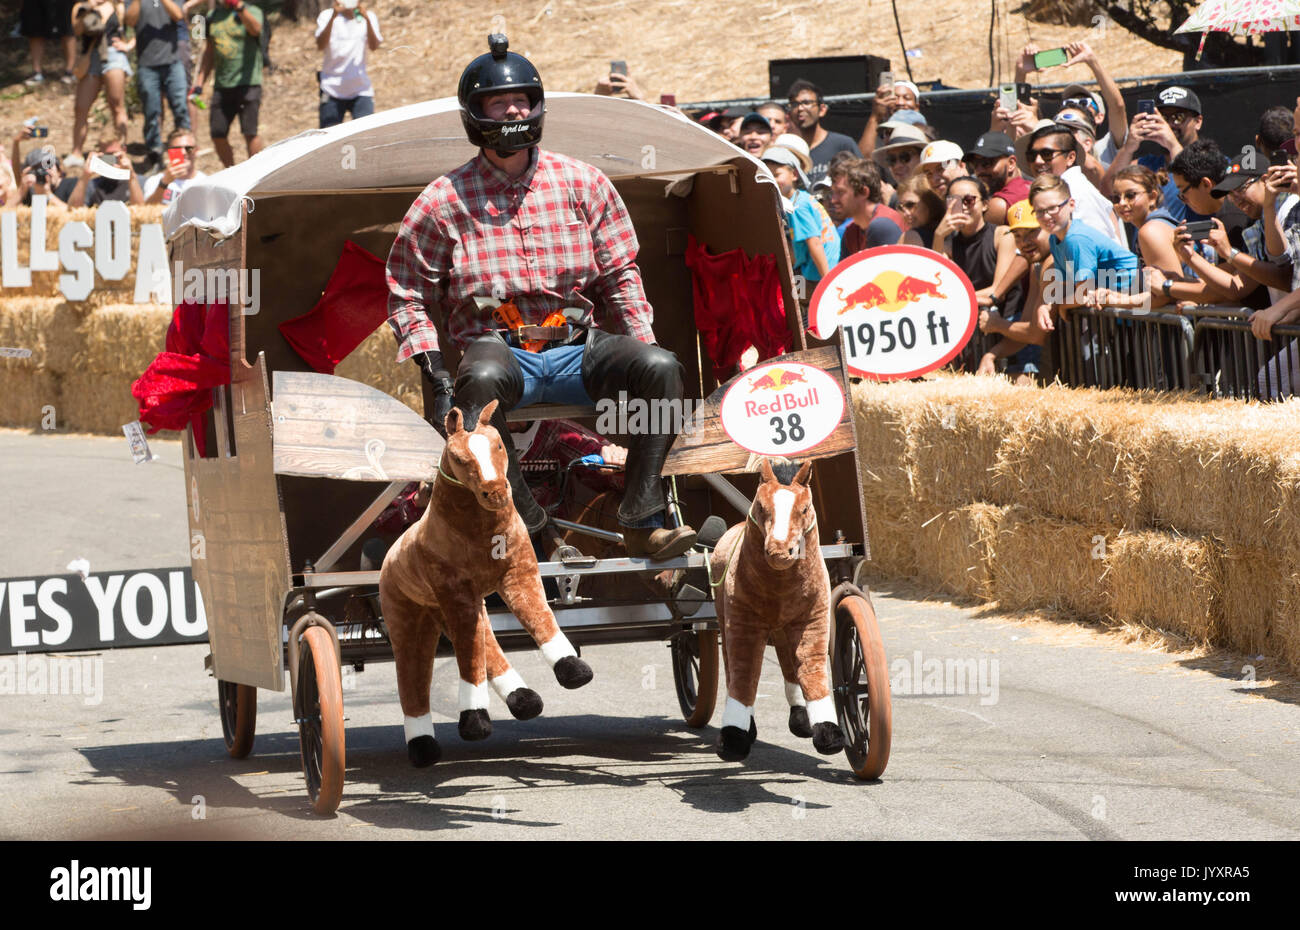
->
xmin=770 ymin=413 xmax=805 ymax=445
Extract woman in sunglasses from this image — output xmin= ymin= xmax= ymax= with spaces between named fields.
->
xmin=932 ymin=175 xmax=1023 ymax=320
xmin=896 ymin=175 xmax=944 ymax=249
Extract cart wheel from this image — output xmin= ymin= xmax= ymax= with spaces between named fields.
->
xmin=831 ymin=592 xmax=892 ymax=780
xmin=295 ymin=625 xmax=345 ymax=815
xmin=671 ymin=628 xmax=719 ymax=727
xmin=217 ymin=679 xmax=257 ymax=759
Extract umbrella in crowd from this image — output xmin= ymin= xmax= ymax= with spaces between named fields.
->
xmin=1174 ymin=0 xmax=1300 ymax=58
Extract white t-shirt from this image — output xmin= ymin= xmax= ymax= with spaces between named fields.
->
xmin=1062 ymin=165 xmax=1126 ymax=250
xmin=315 ymin=9 xmax=381 ymax=99
xmin=1092 ymin=131 xmax=1117 ymax=169
xmin=143 ymin=169 xmax=207 ymax=207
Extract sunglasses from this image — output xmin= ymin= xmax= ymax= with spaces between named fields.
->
xmin=1063 ymin=96 xmax=1098 ymax=113
xmin=1028 ymin=147 xmax=1069 ymax=161
xmin=1111 ymin=190 xmax=1145 ymax=204
xmin=1159 ymin=108 xmax=1194 ymax=126
xmin=887 ymin=150 xmax=918 ymax=165
xmin=946 ymin=193 xmax=980 ymax=208
xmin=1033 ymin=199 xmax=1069 ymax=219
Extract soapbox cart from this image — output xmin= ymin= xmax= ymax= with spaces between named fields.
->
xmin=163 ymin=93 xmax=892 ymax=814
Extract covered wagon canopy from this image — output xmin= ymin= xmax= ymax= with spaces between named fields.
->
xmin=163 ymin=92 xmax=774 ymax=242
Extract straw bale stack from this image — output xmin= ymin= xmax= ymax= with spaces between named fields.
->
xmin=1274 ymin=571 xmax=1300 ymax=675
xmin=992 ymin=384 xmax=1153 ymax=529
xmin=1218 ymin=546 xmax=1288 ymax=658
xmin=861 ymin=494 xmax=919 ymax=579
xmin=850 ymin=380 xmax=915 ymax=503
xmin=0 ymin=367 xmax=61 ymax=429
xmin=59 ymin=370 xmax=144 ymax=434
xmin=907 ymin=378 xmax=1025 ymax=509
xmin=1107 ymin=531 xmax=1221 ymax=643
xmin=914 ymin=503 xmax=1005 ymax=600
xmin=991 ymin=507 xmax=1111 ymax=616
xmin=78 ymin=302 xmax=172 ymax=376
xmin=334 ymin=326 xmax=422 ymax=415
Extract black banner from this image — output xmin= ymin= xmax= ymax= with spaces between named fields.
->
xmin=0 ymin=568 xmax=208 ymax=654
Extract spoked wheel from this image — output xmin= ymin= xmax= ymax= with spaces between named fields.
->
xmin=217 ymin=679 xmax=257 ymax=759
xmin=295 ymin=625 xmax=345 ymax=815
xmin=670 ymin=627 xmax=719 ymax=727
xmin=831 ymin=592 xmax=892 ymax=780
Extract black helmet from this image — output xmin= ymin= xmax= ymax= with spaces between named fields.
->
xmin=457 ymin=34 xmax=545 ymax=152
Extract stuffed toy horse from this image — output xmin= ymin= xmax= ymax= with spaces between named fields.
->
xmin=710 ymin=458 xmax=846 ymax=761
xmin=380 ymin=399 xmax=593 ymax=767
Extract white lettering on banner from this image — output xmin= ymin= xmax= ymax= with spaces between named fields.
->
xmin=49 ymin=860 xmax=151 ymax=910
xmin=84 ymin=574 xmax=125 ymax=642
xmin=28 ymin=196 xmax=60 ymax=271
xmin=7 ymin=580 xmax=39 ymax=649
xmin=94 ymin=201 xmax=131 ymax=281
xmin=120 ymin=573 xmax=168 ymax=640
xmin=168 ymin=570 xmax=206 ymax=636
xmin=1 ymin=211 xmax=32 ymax=287
xmin=58 ymin=221 xmax=95 ymax=301
xmin=36 ymin=578 xmax=72 ymax=647
xmin=133 ymin=223 xmax=170 ymax=304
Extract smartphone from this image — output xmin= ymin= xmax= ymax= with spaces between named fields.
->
xmin=1270 ymin=148 xmax=1293 ymax=167
xmin=1032 ymin=47 xmax=1069 ymax=70
xmin=879 ymin=71 xmax=894 ymax=91
xmin=166 ymin=147 xmax=188 ymax=170
xmin=1016 ymin=82 xmax=1034 ymax=104
xmin=998 ymin=83 xmax=1017 ymax=111
xmin=1184 ymin=220 xmax=1214 ymax=241
xmin=659 ymin=93 xmax=676 ymax=106
xmin=30 ymin=126 xmax=48 ymax=138
xmin=610 ymin=60 xmax=628 ymax=76
xmin=1137 ymin=99 xmax=1155 ymax=115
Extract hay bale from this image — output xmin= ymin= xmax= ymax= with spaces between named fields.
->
xmin=0 ymin=367 xmax=62 ymax=429
xmin=1107 ymin=531 xmax=1220 ymax=643
xmin=850 ymin=380 xmax=915 ymax=503
xmin=908 ymin=377 xmax=1026 ymax=508
xmin=0 ymin=296 xmax=63 ymax=367
xmin=1219 ymin=546 xmax=1287 ymax=658
xmin=861 ymin=495 xmax=919 ymax=579
xmin=992 ymin=382 xmax=1152 ymax=528
xmin=914 ymin=503 xmax=1004 ymax=600
xmin=334 ymin=326 xmax=422 ymax=415
xmin=78 ymin=303 xmax=171 ymax=376
xmin=1274 ymin=570 xmax=1300 ymax=678
xmin=1233 ymin=413 xmax=1300 ymax=558
xmin=991 ymin=507 xmax=1111 ymax=615
xmin=59 ymin=370 xmax=142 ymax=434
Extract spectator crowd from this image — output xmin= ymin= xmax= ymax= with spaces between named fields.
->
xmin=2 ymin=9 xmax=1298 ymax=391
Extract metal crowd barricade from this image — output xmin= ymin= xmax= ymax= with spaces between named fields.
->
xmin=1049 ymin=305 xmax=1194 ymax=391
xmin=1187 ymin=307 xmax=1300 ymax=400
xmin=1048 ymin=303 xmax=1300 ymax=401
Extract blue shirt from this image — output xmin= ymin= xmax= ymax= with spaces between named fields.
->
xmin=789 ymin=189 xmax=841 ymax=284
xmin=1049 ymin=219 xmax=1141 ymax=293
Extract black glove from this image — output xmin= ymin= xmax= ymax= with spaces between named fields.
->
xmin=414 ymin=351 xmax=453 ymax=437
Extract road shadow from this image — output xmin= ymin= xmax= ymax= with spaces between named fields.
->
xmin=72 ymin=712 xmax=868 ymax=833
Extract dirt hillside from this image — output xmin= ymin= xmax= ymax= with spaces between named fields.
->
xmin=0 ymin=0 xmax=1184 ymax=176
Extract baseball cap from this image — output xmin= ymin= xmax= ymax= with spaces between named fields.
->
xmin=1005 ymin=200 xmax=1039 ymax=230
xmin=881 ymin=109 xmax=927 ymax=131
xmin=761 ymin=144 xmax=811 ymax=188
xmin=920 ymin=140 xmax=964 ymax=166
xmin=740 ymin=112 xmax=772 ymax=132
xmin=1211 ymin=152 xmax=1264 ymax=196
xmin=1054 ymin=109 xmax=1097 ymax=141
xmin=967 ymin=131 xmax=1014 ymax=159
xmin=1061 ymin=83 xmax=1105 ymax=118
xmin=1156 ymin=86 xmax=1202 ymax=115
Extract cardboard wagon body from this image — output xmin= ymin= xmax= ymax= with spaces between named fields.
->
xmin=163 ymin=93 xmax=868 ymax=692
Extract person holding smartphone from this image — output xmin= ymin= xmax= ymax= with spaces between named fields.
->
xmin=1102 ymin=85 xmax=1203 ymax=219
xmin=143 ymin=128 xmax=205 ymax=205
xmin=316 ymin=0 xmax=382 ymax=128
xmin=67 ymin=136 xmax=144 ymax=206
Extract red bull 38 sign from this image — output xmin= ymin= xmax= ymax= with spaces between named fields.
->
xmin=719 ymin=361 xmax=845 ymax=456
xmin=808 ymin=245 xmax=978 ymax=380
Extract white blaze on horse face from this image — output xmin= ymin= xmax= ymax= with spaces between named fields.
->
xmin=770 ymin=488 xmax=797 ymax=543
xmin=467 ymin=432 xmax=497 ymax=481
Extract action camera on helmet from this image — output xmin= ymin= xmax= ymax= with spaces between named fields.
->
xmin=457 ymin=33 xmax=545 ymax=153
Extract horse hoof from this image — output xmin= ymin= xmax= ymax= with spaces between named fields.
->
xmin=553 ymin=655 xmax=593 ymax=689
xmin=458 ymin=708 xmax=492 ymax=741
xmin=812 ymin=721 xmax=846 ymax=755
xmin=788 ymin=705 xmax=812 ymax=738
xmin=506 ymin=687 xmax=543 ymax=720
xmin=748 ymin=716 xmax=758 ymax=745
xmin=717 ymin=724 xmax=753 ymax=761
xmin=407 ymin=735 xmax=441 ymax=767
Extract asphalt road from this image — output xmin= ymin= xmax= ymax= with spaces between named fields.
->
xmin=2 ymin=430 xmax=1298 ymax=840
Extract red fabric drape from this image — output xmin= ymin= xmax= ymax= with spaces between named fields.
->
xmin=278 ymin=240 xmax=390 ymax=374
xmin=684 ymin=235 xmax=790 ymax=379
xmin=131 ymin=300 xmax=230 ymax=455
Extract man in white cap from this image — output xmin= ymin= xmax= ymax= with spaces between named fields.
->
xmin=786 ymin=79 xmax=861 ymax=186
xmin=919 ymin=140 xmax=965 ymax=199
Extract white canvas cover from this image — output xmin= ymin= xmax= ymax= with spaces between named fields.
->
xmin=163 ymin=93 xmax=773 ymax=241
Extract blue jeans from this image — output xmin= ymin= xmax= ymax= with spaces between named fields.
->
xmin=138 ymin=60 xmax=190 ymax=154
xmin=319 ymin=92 xmax=375 ymax=128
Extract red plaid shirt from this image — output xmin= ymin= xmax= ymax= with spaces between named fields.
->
xmin=386 ymin=148 xmax=655 ymax=362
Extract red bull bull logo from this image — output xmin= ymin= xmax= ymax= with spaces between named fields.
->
xmin=837 ymin=270 xmax=947 ymax=314
xmin=747 ymin=367 xmax=809 ymax=392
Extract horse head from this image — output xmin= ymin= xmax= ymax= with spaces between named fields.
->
xmin=441 ymin=399 xmax=512 ymax=511
xmin=749 ymin=458 xmax=816 ymax=570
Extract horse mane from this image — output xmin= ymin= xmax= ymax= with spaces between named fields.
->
xmin=770 ymin=461 xmax=799 ymax=486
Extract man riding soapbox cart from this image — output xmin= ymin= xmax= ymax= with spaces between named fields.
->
xmin=163 ymin=93 xmax=891 ymax=815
